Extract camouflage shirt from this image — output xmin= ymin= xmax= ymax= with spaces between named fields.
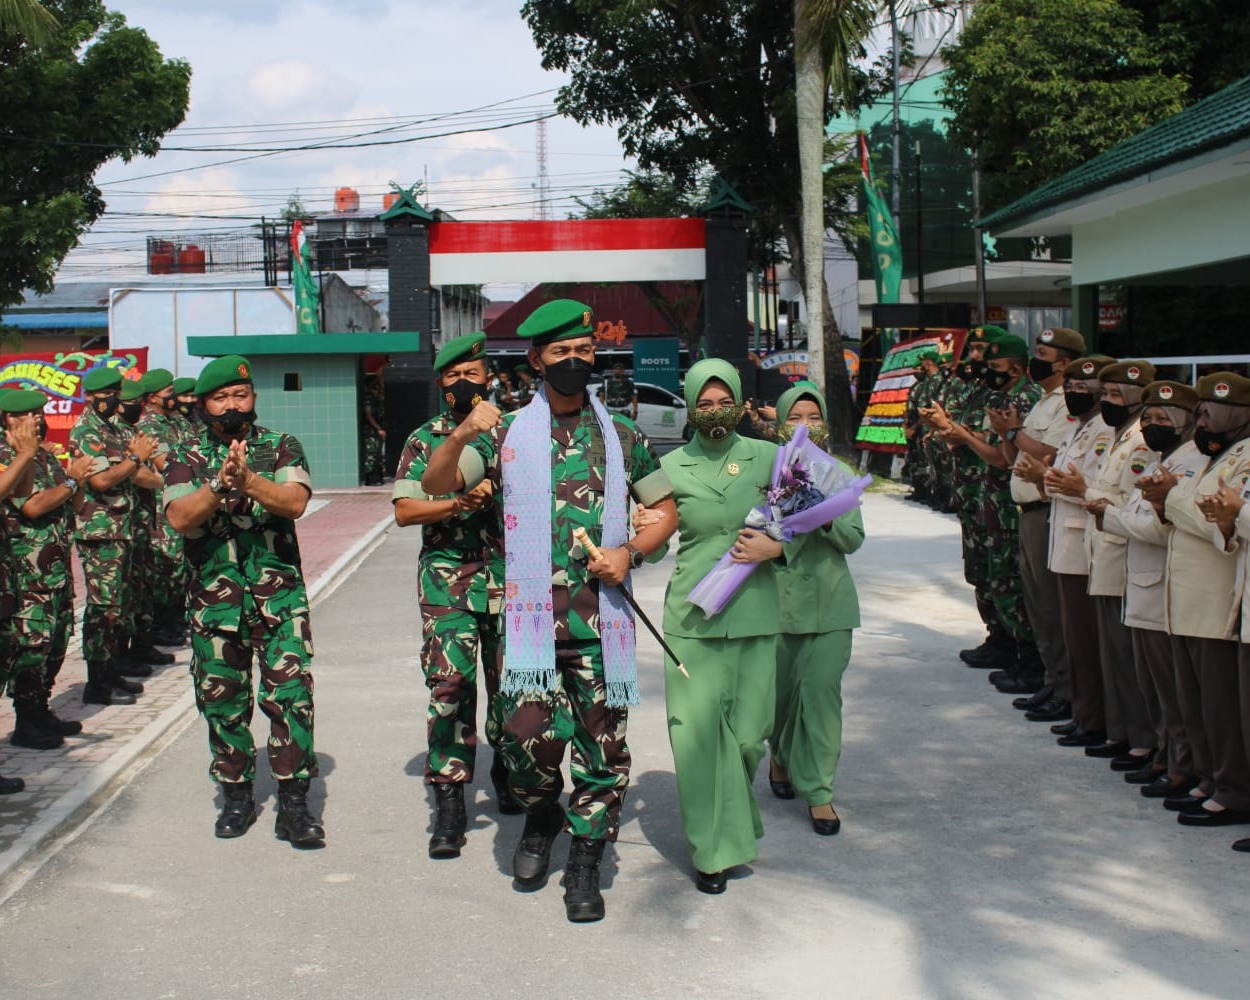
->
xmin=2 ymin=448 xmax=74 ymax=596
xmin=163 ymin=425 xmax=313 ymax=634
xmin=138 ymin=408 xmax=184 ymax=548
xmin=393 ymin=413 xmax=503 ymax=614
xmin=604 ymin=375 xmax=636 ymax=409
xmin=486 ymin=407 xmax=663 ymax=644
xmin=69 ymin=405 xmax=135 ymax=541
xmin=980 ymin=376 xmax=1044 ymax=498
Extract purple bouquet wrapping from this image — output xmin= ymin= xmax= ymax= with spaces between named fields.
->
xmin=687 ymin=424 xmax=872 ymax=618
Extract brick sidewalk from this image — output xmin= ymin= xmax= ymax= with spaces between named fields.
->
xmin=0 ymin=486 xmax=395 ymax=876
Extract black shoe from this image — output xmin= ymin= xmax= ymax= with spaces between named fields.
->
xmin=214 ymin=781 xmax=257 ymax=838
xmin=152 ymin=628 xmax=187 ymax=648
xmin=1012 ymin=686 xmax=1053 ymax=711
xmin=428 ymin=783 xmax=468 ymax=859
xmin=1051 ymin=719 xmax=1080 ymax=736
xmin=1110 ymin=749 xmax=1156 ymax=772
xmin=38 ymin=707 xmax=83 ymax=736
xmin=1177 ymin=807 xmax=1250 ymax=827
xmin=114 ymin=656 xmax=153 ymax=678
xmin=9 ymin=720 xmax=64 ymax=751
xmin=994 ymin=673 xmax=1045 ymax=695
xmin=1164 ymin=794 xmax=1210 ymax=813
xmin=109 ymin=673 xmax=144 ymax=696
xmin=1233 ymin=838 xmax=1250 ymax=853
xmin=274 ymin=778 xmax=326 ymax=848
xmin=1025 ymin=699 xmax=1072 ymax=722
xmin=130 ymin=642 xmax=175 ymax=666
xmin=695 ymin=869 xmax=728 ymax=894
xmin=512 ymin=802 xmax=563 ymax=889
xmin=1057 ymin=727 xmax=1106 ymax=747
xmin=562 ymin=837 xmax=606 ymax=923
xmin=769 ymin=758 xmax=795 ymax=800
xmin=82 ymin=681 xmax=137 ymax=706
xmin=959 ymin=636 xmax=1014 ymax=668
xmin=1141 ymin=775 xmax=1199 ymax=799
xmin=810 ymin=806 xmax=841 ymax=836
xmin=1124 ymin=764 xmax=1166 ymax=785
xmin=0 ymin=773 xmax=24 ymax=795
xmin=489 ymin=753 xmax=523 ymax=816
xmin=1084 ymin=740 xmax=1131 ymax=759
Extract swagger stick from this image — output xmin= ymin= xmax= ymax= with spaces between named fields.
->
xmin=573 ymin=527 xmax=689 ymax=678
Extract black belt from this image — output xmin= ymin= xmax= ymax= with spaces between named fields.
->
xmin=1017 ymin=501 xmax=1049 ymax=513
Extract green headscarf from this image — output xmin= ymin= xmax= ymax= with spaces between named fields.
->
xmin=684 ymin=358 xmax=745 ymax=444
xmin=684 ymin=357 xmax=742 ymax=411
xmin=774 ymin=380 xmax=830 ymax=447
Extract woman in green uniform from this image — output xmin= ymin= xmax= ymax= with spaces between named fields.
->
xmin=659 ymin=359 xmax=783 ymax=894
xmin=766 ymin=382 xmax=864 ymax=836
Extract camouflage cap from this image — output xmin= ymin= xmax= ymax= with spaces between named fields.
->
xmin=1142 ymin=380 xmax=1198 ymax=410
xmin=517 ymin=299 xmax=594 ymax=346
xmin=987 ymin=334 xmax=1029 ymax=359
xmin=0 ymin=388 xmax=48 ymax=414
xmin=172 ymin=376 xmax=197 ymax=395
xmin=141 ymin=367 xmax=174 ymax=393
xmin=1065 ymin=355 xmax=1117 ymax=380
xmin=433 ymin=331 xmax=487 ymax=373
xmin=195 ymin=355 xmax=253 ymax=396
xmin=1197 ymin=371 xmax=1250 ymax=405
xmin=83 ymin=366 xmax=123 ymax=392
xmin=968 ymin=325 xmax=1007 ymax=344
xmin=119 ymin=377 xmax=146 ymax=402
xmin=1035 ymin=327 xmax=1086 ymax=353
xmin=1100 ymin=360 xmax=1156 ymax=387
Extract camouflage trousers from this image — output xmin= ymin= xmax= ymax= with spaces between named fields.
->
xmin=958 ymin=504 xmax=1003 ymax=635
xmin=77 ymin=538 xmax=132 ymax=662
xmin=130 ymin=529 xmax=156 ymax=637
xmin=190 ymin=605 xmax=316 ymax=784
xmin=7 ymin=585 xmax=74 ymax=704
xmin=362 ymin=431 xmax=385 ymax=484
xmin=146 ymin=544 xmax=186 ymax=629
xmin=421 ymin=604 xmax=504 ymax=782
xmin=926 ymin=435 xmax=954 ymax=508
xmin=496 ymin=639 xmax=630 ymax=841
xmin=983 ymin=494 xmax=1033 ymax=644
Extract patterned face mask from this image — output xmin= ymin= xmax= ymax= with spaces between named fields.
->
xmin=688 ymin=404 xmax=745 ymax=441
xmin=777 ymin=421 xmax=829 ymax=447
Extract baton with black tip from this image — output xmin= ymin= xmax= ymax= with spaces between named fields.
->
xmin=573 ymin=527 xmax=689 ymax=678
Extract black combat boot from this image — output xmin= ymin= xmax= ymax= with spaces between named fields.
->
xmin=112 ymin=636 xmax=153 ymax=678
xmin=428 ymin=782 xmax=468 ymax=859
xmin=960 ymin=631 xmax=1015 ymax=668
xmin=82 ymin=661 xmax=137 ymax=706
xmin=214 ymin=781 xmax=257 ymax=838
xmin=490 ymin=752 xmax=522 ymax=815
xmin=9 ymin=701 xmax=64 ymax=750
xmin=562 ymin=837 xmax=606 ymax=923
xmin=37 ymin=703 xmax=83 ymax=736
xmin=274 ymin=778 xmax=326 ymax=848
xmin=993 ymin=643 xmax=1045 ymax=694
xmin=512 ymin=800 xmax=564 ymax=889
xmin=130 ymin=638 xmax=175 ymax=667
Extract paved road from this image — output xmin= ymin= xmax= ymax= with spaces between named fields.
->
xmin=0 ymin=493 xmax=1246 ymax=998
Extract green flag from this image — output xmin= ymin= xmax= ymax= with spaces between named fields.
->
xmin=290 ymin=219 xmax=321 ymax=334
xmin=859 ymin=132 xmax=902 ymax=305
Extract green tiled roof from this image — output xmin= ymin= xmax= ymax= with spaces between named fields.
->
xmin=981 ymin=74 xmax=1250 ymax=231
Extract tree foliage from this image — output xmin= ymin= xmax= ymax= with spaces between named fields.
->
xmin=0 ymin=0 xmax=190 ymax=307
xmin=1124 ymin=0 xmax=1250 ymax=102
xmin=941 ymin=0 xmax=1188 ymax=214
xmin=573 ymin=169 xmax=710 ymax=220
xmin=0 ymin=0 xmax=58 ymax=46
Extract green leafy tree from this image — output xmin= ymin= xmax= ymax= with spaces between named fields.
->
xmin=941 ymin=0 xmax=1188 ymax=214
xmin=574 ymin=169 xmax=709 ymax=220
xmin=0 ymin=0 xmax=57 ymax=45
xmin=0 ymin=0 xmax=190 ymax=307
xmin=1123 ymin=0 xmax=1250 ymax=101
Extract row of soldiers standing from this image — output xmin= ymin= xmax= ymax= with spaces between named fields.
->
xmin=0 ymin=369 xmax=202 ymax=793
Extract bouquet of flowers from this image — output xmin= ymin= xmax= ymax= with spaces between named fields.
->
xmin=687 ymin=424 xmax=872 ymax=618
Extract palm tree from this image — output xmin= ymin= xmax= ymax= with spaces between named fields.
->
xmin=0 ymin=0 xmax=59 ymax=46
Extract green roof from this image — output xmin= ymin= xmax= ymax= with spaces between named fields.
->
xmin=981 ymin=75 xmax=1250 ymax=231
xmin=187 ymin=333 xmax=421 ymax=357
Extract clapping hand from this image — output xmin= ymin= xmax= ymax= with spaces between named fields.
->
xmin=1197 ymin=476 xmax=1245 ymax=532
xmin=1012 ymin=451 xmax=1051 ymax=487
xmin=1044 ymin=462 xmax=1087 ymax=499
xmin=1138 ymin=466 xmax=1177 ymax=510
xmin=219 ymin=439 xmax=252 ymax=491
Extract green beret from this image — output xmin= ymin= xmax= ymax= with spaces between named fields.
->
xmin=172 ymin=377 xmax=197 ymax=395
xmin=1035 ymin=326 xmax=1086 ymax=353
xmin=986 ymin=334 xmax=1028 ymax=359
xmin=517 ymin=299 xmax=594 ymax=346
xmin=141 ymin=368 xmax=174 ymax=393
xmin=83 ymin=366 xmax=123 ymax=392
xmin=514 ymin=364 xmax=532 ymax=376
xmin=1065 ymin=356 xmax=1116 ymax=380
xmin=968 ymin=325 xmax=1007 ymax=344
xmin=1100 ymin=360 xmax=1156 ymax=387
xmin=0 ymin=388 xmax=48 ymax=414
xmin=1142 ymin=380 xmax=1198 ymax=410
xmin=1197 ymin=371 xmax=1250 ymax=406
xmin=119 ymin=378 xmax=146 ymax=402
xmin=917 ymin=350 xmax=941 ymax=364
xmin=195 ymin=355 xmax=254 ymax=396
xmin=433 ymin=331 xmax=487 ymax=373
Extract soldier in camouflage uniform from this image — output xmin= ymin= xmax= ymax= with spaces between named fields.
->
xmin=164 ymin=355 xmax=324 ymax=847
xmin=603 ymin=362 xmax=638 ymax=420
xmin=512 ymin=364 xmax=540 ymax=407
xmin=924 ymin=357 xmax=959 ymax=512
xmin=172 ymin=376 xmax=202 ymax=439
xmin=0 ymin=391 xmax=44 ymax=792
xmin=904 ymin=351 xmax=940 ymax=503
xmin=1 ymin=390 xmax=94 ymax=750
xmin=393 ymin=331 xmax=515 ymax=861
xmin=70 ymin=366 xmax=159 ymax=706
xmin=137 ymin=369 xmax=189 ymax=646
xmin=422 ymin=300 xmax=676 ymax=923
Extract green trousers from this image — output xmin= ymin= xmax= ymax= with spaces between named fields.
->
xmin=771 ymin=630 xmax=852 ymax=806
xmin=664 ymin=632 xmax=777 ymax=874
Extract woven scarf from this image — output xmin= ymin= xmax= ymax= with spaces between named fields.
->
xmin=501 ymin=386 xmax=638 ymax=707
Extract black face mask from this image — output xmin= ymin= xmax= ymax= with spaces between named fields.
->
xmin=1194 ymin=424 xmax=1250 ymax=457
xmin=1141 ymin=424 xmax=1181 ymax=454
xmin=1028 ymin=357 xmax=1057 ymax=383
xmin=983 ymin=367 xmax=1013 ymax=391
xmin=1064 ymin=392 xmax=1096 ymax=418
xmin=1100 ymin=400 xmax=1133 ymax=429
xmin=541 ymin=358 xmax=594 ymax=397
xmin=958 ymin=359 xmax=987 ymax=383
xmin=159 ymin=394 xmax=177 ymax=412
xmin=176 ymin=400 xmax=196 ymax=418
xmin=118 ymin=399 xmax=143 ymax=425
xmin=443 ymin=378 xmax=486 ymax=414
xmin=206 ymin=407 xmax=256 ymax=437
xmin=36 ymin=415 xmax=48 ymax=440
xmin=92 ymin=394 xmax=119 ymax=421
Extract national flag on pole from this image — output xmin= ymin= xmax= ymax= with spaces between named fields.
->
xmin=291 ymin=219 xmax=321 ymax=335
xmin=859 ymin=132 xmax=902 ymax=306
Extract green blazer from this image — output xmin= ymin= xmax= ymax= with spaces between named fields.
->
xmin=660 ymin=433 xmax=781 ymax=639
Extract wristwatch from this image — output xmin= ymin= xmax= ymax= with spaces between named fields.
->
xmin=126 ymin=452 xmax=143 ymax=465
xmin=63 ymin=476 xmax=80 ymax=496
xmin=1004 ymin=427 xmax=1020 ymax=442
xmin=208 ymin=475 xmax=230 ymax=496
xmin=623 ymin=542 xmax=646 ymax=570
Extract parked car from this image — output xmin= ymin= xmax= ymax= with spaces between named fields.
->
xmin=590 ymin=380 xmax=689 ymax=442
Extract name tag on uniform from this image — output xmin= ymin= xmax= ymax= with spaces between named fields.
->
xmin=249 ymin=442 xmax=278 ymax=474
